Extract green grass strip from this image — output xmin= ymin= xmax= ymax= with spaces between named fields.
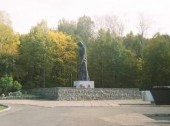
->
xmin=0 ymin=105 xmax=6 ymax=110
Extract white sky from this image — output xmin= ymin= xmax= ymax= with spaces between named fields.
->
xmin=1 ymin=0 xmax=170 ymax=36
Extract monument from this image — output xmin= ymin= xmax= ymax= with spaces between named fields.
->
xmin=74 ymin=41 xmax=94 ymax=88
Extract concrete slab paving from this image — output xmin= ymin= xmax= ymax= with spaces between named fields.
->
xmin=0 ymin=99 xmax=170 ymax=126
xmin=0 ymin=99 xmax=150 ymax=107
xmin=101 ymin=113 xmax=156 ymax=126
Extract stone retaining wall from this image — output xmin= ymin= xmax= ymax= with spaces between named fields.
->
xmin=29 ymin=87 xmax=141 ymax=100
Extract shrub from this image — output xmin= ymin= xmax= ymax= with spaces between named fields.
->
xmin=0 ymin=75 xmax=22 ymax=94
xmin=0 ymin=76 xmax=13 ymax=94
xmin=12 ymin=81 xmax=22 ymax=92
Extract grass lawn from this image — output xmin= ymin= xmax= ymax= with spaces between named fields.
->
xmin=0 ymin=105 xmax=6 ymax=110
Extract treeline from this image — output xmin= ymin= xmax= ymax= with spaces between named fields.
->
xmin=0 ymin=18 xmax=78 ymax=89
xmin=0 ymin=12 xmax=170 ymax=89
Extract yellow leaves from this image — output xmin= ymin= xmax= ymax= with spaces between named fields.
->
xmin=0 ymin=38 xmax=19 ymax=54
xmin=48 ymin=31 xmax=78 ymax=61
xmin=48 ymin=31 xmax=70 ymax=43
xmin=0 ymin=23 xmax=20 ymax=55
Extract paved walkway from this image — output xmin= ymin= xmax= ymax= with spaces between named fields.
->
xmin=0 ymin=99 xmax=150 ymax=107
xmin=1 ymin=99 xmax=170 ymax=126
xmin=0 ymin=99 xmax=170 ymax=126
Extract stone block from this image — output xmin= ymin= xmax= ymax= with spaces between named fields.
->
xmin=74 ymin=81 xmax=94 ymax=88
xmin=29 ymin=87 xmax=141 ymax=100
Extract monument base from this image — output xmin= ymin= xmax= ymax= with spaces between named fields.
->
xmin=74 ymin=81 xmax=94 ymax=88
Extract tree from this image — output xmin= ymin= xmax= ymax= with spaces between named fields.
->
xmin=19 ymin=20 xmax=52 ymax=88
xmin=0 ymin=23 xmax=19 ymax=54
xmin=76 ymin=15 xmax=94 ymax=44
xmin=0 ymin=13 xmax=20 ymax=77
xmin=19 ymin=20 xmax=78 ymax=88
xmin=93 ymin=15 xmax=124 ymax=37
xmin=142 ymin=34 xmax=170 ymax=88
xmin=123 ymin=32 xmax=142 ymax=58
xmin=58 ymin=18 xmax=77 ymax=38
xmin=137 ymin=14 xmax=152 ymax=38
xmin=88 ymin=29 xmax=113 ymax=87
xmin=48 ymin=31 xmax=78 ymax=86
xmin=57 ymin=16 xmax=94 ymax=44
xmin=88 ymin=29 xmax=137 ymax=88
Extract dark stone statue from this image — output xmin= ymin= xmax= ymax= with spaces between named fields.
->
xmin=77 ymin=41 xmax=90 ymax=81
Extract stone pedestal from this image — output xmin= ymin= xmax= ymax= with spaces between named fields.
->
xmin=141 ymin=91 xmax=154 ymax=102
xmin=74 ymin=81 xmax=94 ymax=88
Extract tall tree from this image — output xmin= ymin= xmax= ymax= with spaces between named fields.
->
xmin=88 ymin=29 xmax=137 ymax=88
xmin=58 ymin=18 xmax=77 ymax=38
xmin=0 ymin=12 xmax=19 ymax=78
xmin=93 ymin=15 xmax=124 ymax=37
xmin=19 ymin=20 xmax=51 ymax=88
xmin=76 ymin=16 xmax=94 ymax=44
xmin=123 ymin=32 xmax=142 ymax=58
xmin=137 ymin=14 xmax=152 ymax=39
xmin=48 ymin=31 xmax=78 ymax=86
xmin=142 ymin=34 xmax=170 ymax=88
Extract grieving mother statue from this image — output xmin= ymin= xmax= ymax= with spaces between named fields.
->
xmin=77 ymin=41 xmax=90 ymax=81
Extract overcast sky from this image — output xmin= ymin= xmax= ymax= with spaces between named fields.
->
xmin=1 ymin=0 xmax=170 ymax=36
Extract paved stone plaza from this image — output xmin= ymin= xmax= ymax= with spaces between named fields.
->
xmin=0 ymin=100 xmax=170 ymax=126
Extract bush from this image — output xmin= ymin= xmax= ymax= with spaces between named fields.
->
xmin=0 ymin=75 xmax=22 ymax=94
xmin=0 ymin=76 xmax=13 ymax=94
xmin=12 ymin=81 xmax=22 ymax=91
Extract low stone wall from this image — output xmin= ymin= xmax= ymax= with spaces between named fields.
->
xmin=29 ymin=87 xmax=141 ymax=100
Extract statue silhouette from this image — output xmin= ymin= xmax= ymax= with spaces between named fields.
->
xmin=77 ymin=41 xmax=90 ymax=81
